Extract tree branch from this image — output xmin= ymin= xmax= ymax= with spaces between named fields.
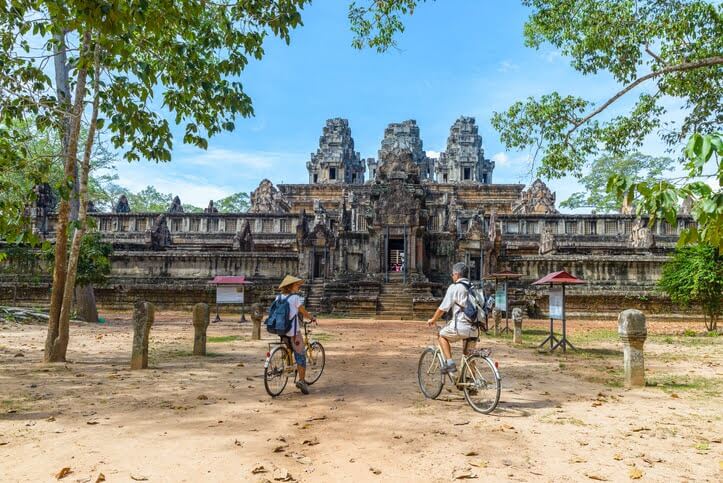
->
xmin=567 ymin=56 xmax=723 ymax=138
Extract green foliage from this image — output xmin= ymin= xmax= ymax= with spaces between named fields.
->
xmin=182 ymin=204 xmax=204 ymax=214
xmin=216 ymin=192 xmax=250 ymax=213
xmin=608 ymin=133 xmax=722 ymax=251
xmin=75 ymin=232 xmax=112 ymax=287
xmin=349 ymin=0 xmax=421 ymax=52
xmin=44 ymin=231 xmax=113 ymax=287
xmin=125 ymin=185 xmax=172 ymax=213
xmin=561 ymin=153 xmax=674 ymax=212
xmin=658 ymin=244 xmax=722 ymax=330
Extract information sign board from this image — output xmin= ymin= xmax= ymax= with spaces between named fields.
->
xmin=549 ymin=286 xmax=564 ymax=319
xmin=216 ymin=285 xmax=244 ymax=304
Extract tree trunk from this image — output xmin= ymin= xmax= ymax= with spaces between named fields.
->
xmin=44 ymin=32 xmax=93 ymax=362
xmin=74 ymin=284 xmax=98 ymax=323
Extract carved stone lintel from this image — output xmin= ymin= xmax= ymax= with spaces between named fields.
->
xmin=539 ymin=226 xmax=556 ymax=255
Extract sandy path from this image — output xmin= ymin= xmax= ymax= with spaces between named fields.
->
xmin=0 ymin=315 xmax=720 ymax=482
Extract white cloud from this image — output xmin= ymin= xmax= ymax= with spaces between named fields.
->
xmin=497 ymin=61 xmax=519 ymax=73
xmin=542 ymin=50 xmax=563 ymax=63
xmin=179 ymin=147 xmax=281 ymax=169
xmin=491 ymin=152 xmax=510 ymax=166
xmin=426 ymin=150 xmax=441 ymax=159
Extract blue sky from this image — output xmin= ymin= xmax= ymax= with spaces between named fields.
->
xmin=113 ymin=0 xmax=682 ymax=210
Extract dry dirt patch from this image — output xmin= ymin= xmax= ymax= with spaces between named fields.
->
xmin=0 ymin=313 xmax=721 ymax=481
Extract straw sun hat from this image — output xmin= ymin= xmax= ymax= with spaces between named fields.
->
xmin=278 ymin=275 xmax=304 ymax=290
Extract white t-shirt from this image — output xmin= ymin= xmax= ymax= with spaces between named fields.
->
xmin=276 ymin=293 xmax=303 ymax=337
xmin=438 ymin=278 xmax=474 ymax=331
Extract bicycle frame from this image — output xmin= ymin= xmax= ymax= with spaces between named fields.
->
xmin=264 ymin=320 xmax=319 ymax=379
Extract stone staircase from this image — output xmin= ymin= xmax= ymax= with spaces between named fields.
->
xmin=304 ymin=280 xmax=326 ymax=313
xmin=376 ymin=282 xmax=415 ymax=320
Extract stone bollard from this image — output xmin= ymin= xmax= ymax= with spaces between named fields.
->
xmin=250 ymin=303 xmax=264 ymax=340
xmin=193 ymin=303 xmax=210 ymax=356
xmin=493 ymin=309 xmax=502 ymax=336
xmin=618 ymin=309 xmax=647 ymax=387
xmin=131 ymin=301 xmax=154 ymax=370
xmin=512 ymin=307 xmax=523 ymax=344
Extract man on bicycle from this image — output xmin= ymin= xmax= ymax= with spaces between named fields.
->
xmin=426 ymin=262 xmax=477 ymax=375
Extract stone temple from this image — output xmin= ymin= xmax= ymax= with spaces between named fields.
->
xmin=3 ymin=117 xmax=693 ymax=319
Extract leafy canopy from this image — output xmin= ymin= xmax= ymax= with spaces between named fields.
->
xmin=658 ymin=243 xmax=722 ymax=331
xmin=561 ymin=153 xmax=674 ymax=212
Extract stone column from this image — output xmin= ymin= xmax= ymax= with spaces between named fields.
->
xmin=193 ymin=303 xmax=210 ymax=356
xmin=617 ymin=309 xmax=647 ymax=387
xmin=131 ymin=301 xmax=155 ymax=370
xmin=512 ymin=307 xmax=523 ymax=344
xmin=250 ymin=303 xmax=264 ymax=340
xmin=493 ymin=309 xmax=502 ymax=337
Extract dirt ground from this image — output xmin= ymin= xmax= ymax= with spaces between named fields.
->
xmin=1 ymin=312 xmax=721 ymax=482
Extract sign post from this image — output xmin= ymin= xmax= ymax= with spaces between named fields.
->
xmin=532 ymin=271 xmax=585 ymax=352
xmin=484 ymin=271 xmax=521 ymax=336
xmin=210 ymin=276 xmax=248 ymax=323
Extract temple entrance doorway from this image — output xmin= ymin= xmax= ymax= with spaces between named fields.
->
xmin=388 ymin=238 xmax=405 ymax=272
xmin=313 ymin=253 xmax=325 ymax=278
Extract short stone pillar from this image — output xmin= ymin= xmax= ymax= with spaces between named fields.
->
xmin=512 ymin=307 xmax=523 ymax=344
xmin=617 ymin=309 xmax=647 ymax=387
xmin=493 ymin=309 xmax=502 ymax=336
xmin=193 ymin=303 xmax=210 ymax=356
xmin=250 ymin=303 xmax=264 ymax=340
xmin=131 ymin=301 xmax=154 ymax=370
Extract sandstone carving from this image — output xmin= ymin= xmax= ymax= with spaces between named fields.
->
xmin=249 ymin=179 xmax=290 ymax=214
xmin=539 ymin=225 xmax=556 ymax=254
xmin=168 ymin=196 xmax=184 ymax=213
xmin=147 ymin=214 xmax=172 ymax=250
xmin=435 ymin=116 xmax=494 ymax=183
xmin=192 ymin=303 xmax=210 ymax=356
xmin=513 ymin=179 xmax=558 ymax=215
xmin=630 ymin=218 xmax=655 ymax=249
xmin=204 ymin=200 xmax=218 ymax=213
xmin=617 ymin=309 xmax=647 ymax=387
xmin=307 ymin=118 xmax=365 ymax=184
xmin=113 ymin=194 xmax=131 ymax=213
xmin=130 ymin=301 xmax=154 ymax=369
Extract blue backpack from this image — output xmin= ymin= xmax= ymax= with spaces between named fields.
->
xmin=455 ymin=281 xmax=479 ymax=324
xmin=265 ymin=295 xmax=296 ymax=335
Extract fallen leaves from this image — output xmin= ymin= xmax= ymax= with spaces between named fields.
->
xmin=452 ymin=467 xmax=478 ymax=479
xmin=369 ymin=467 xmax=382 ymax=475
xmin=272 ymin=467 xmax=293 ymax=481
xmin=585 ymin=473 xmax=608 ymax=481
xmin=252 ymin=465 xmax=268 ymax=474
xmin=130 ymin=475 xmax=148 ymax=481
xmin=95 ymin=473 xmax=106 ymax=483
xmin=55 ymin=467 xmax=72 ymax=480
xmin=629 ymin=467 xmax=643 ymax=479
xmin=302 ymin=437 xmax=319 ymax=446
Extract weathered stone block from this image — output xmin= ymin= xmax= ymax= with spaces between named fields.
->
xmin=618 ymin=309 xmax=647 ymax=387
xmin=512 ymin=307 xmax=523 ymax=344
xmin=250 ymin=303 xmax=264 ymax=340
xmin=493 ymin=309 xmax=502 ymax=337
xmin=131 ymin=301 xmax=154 ymax=370
xmin=193 ymin=303 xmax=210 ymax=356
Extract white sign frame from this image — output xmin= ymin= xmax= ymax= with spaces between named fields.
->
xmin=216 ymin=285 xmax=245 ymax=304
xmin=549 ymin=286 xmax=564 ymax=320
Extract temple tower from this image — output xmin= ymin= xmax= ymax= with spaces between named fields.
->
xmin=307 ymin=118 xmax=366 ymax=185
xmin=435 ymin=116 xmax=494 ymax=183
xmin=377 ymin=120 xmax=435 ymax=181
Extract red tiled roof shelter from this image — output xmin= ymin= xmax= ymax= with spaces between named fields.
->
xmin=210 ymin=276 xmax=247 ymax=285
xmin=531 ymin=270 xmax=585 ymax=285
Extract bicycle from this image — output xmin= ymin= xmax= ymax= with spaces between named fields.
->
xmin=263 ymin=317 xmax=326 ymax=397
xmin=417 ymin=326 xmax=501 ymax=414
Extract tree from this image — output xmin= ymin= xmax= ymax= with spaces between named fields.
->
xmin=125 ymin=186 xmax=173 ymax=213
xmin=490 ymin=1 xmax=722 ymax=248
xmin=658 ymin=244 xmax=722 ymax=332
xmin=561 ymin=153 xmax=674 ymax=212
xmin=1 ymin=0 xmax=308 ymax=362
xmin=216 ymin=192 xmax=250 ymax=213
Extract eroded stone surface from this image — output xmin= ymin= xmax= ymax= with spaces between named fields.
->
xmin=192 ymin=303 xmax=210 ymax=356
xmin=131 ymin=301 xmax=154 ymax=369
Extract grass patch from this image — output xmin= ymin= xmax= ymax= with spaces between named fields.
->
xmin=309 ymin=331 xmax=334 ymax=342
xmin=694 ymin=441 xmax=710 ymax=451
xmin=650 ymin=334 xmax=722 ymax=347
xmin=646 ymin=374 xmax=722 ymax=397
xmin=207 ymin=335 xmax=244 ymax=343
xmin=540 ymin=413 xmax=587 ymax=426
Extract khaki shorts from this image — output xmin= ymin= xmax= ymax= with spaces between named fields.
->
xmin=439 ymin=322 xmax=477 ymax=342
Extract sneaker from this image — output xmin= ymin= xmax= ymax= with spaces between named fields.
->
xmin=442 ymin=361 xmax=457 ymax=375
xmin=295 ymin=380 xmax=310 ymax=395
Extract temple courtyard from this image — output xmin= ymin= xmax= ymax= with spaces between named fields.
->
xmin=0 ymin=315 xmax=720 ymax=482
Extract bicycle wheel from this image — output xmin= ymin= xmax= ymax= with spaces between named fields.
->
xmin=461 ymin=355 xmax=500 ymax=414
xmin=417 ymin=347 xmax=444 ymax=399
xmin=305 ymin=341 xmax=325 ymax=385
xmin=264 ymin=346 xmax=290 ymax=397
